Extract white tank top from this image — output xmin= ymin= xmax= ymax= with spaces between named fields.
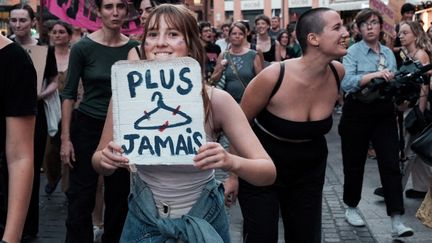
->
xmin=137 ymin=165 xmax=214 ymax=218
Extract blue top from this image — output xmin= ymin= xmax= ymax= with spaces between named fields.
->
xmin=341 ymin=40 xmax=396 ymax=94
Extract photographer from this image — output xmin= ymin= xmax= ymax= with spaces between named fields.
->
xmin=339 ymin=9 xmax=414 ymax=237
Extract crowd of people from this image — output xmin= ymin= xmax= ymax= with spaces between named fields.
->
xmin=0 ymin=1 xmax=431 ymax=243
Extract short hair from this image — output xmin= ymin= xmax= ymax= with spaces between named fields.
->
xmin=296 ymin=7 xmax=333 ymax=54
xmin=401 ymin=3 xmax=416 ymax=15
xmin=221 ymin=23 xmax=231 ymax=30
xmin=271 ymin=16 xmax=280 ymax=21
xmin=254 ymin=14 xmax=270 ymax=26
xmin=198 ymin=21 xmax=211 ymax=33
xmin=355 ymin=8 xmax=383 ymax=30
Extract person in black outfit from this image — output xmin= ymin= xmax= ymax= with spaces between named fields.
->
xmin=224 ymin=8 xmax=348 ymax=243
xmin=339 ymin=8 xmax=413 ymax=238
xmin=0 ymin=35 xmax=37 ymax=243
xmin=251 ymin=14 xmax=281 ymax=66
xmin=199 ymin=21 xmax=221 ymax=83
xmin=9 ymin=4 xmax=59 ymax=240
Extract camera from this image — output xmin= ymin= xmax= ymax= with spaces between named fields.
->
xmin=355 ymin=59 xmax=432 ymax=105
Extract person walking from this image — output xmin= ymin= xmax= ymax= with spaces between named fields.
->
xmin=60 ymin=0 xmax=139 ymax=242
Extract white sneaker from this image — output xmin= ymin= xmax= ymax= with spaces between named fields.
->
xmin=391 ymin=223 xmax=414 ymax=238
xmin=345 ymin=207 xmax=365 ymax=227
xmin=93 ymin=225 xmax=104 ymax=243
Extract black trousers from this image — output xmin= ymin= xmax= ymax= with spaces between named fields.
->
xmin=23 ymin=100 xmax=47 ymax=236
xmin=338 ymin=98 xmax=404 ymax=216
xmin=65 ymin=111 xmax=129 ymax=243
xmin=238 ymin=127 xmax=327 ymax=243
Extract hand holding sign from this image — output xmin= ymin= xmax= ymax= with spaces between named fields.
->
xmin=193 ymin=142 xmax=237 ymax=171
xmin=97 ymin=141 xmax=130 ymax=171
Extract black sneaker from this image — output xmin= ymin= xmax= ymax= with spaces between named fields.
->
xmin=405 ymin=189 xmax=427 ymax=199
xmin=374 ymin=187 xmax=384 ymax=197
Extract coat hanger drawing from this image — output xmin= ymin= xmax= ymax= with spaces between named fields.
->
xmin=134 ymin=91 xmax=192 ymax=131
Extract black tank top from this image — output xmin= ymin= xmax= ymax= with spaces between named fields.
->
xmin=255 ymin=62 xmax=340 ymax=140
xmin=251 ymin=38 xmax=277 ymax=62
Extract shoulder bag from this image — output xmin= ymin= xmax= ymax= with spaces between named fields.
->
xmin=411 ymin=122 xmax=432 ymax=166
xmin=43 ymin=89 xmax=62 ymax=137
xmin=226 ymin=51 xmax=248 ymax=88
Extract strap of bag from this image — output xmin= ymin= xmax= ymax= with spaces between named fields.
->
xmin=226 ymin=51 xmax=248 ymax=88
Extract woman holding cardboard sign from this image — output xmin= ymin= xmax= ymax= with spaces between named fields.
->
xmin=9 ymin=4 xmax=58 ymax=240
xmin=92 ymin=4 xmax=276 ymax=242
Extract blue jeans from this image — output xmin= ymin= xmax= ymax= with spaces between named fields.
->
xmin=120 ymin=174 xmax=230 ymax=243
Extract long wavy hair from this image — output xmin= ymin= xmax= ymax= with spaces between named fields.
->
xmin=400 ymin=21 xmax=432 ymax=58
xmin=140 ymin=4 xmax=210 ymax=122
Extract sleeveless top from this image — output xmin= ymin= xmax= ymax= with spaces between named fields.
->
xmin=251 ymin=38 xmax=277 ymax=62
xmin=136 ymin=88 xmax=217 ymax=218
xmin=255 ymin=62 xmax=340 ymax=140
xmin=224 ymin=50 xmax=257 ymax=103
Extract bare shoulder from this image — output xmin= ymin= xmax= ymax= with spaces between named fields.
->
xmin=128 ymin=46 xmax=141 ymax=61
xmin=330 ymin=60 xmax=345 ymax=80
xmin=415 ymin=49 xmax=430 ymax=64
xmin=209 ymin=87 xmax=237 ymax=108
xmin=0 ymin=35 xmax=12 ymax=49
xmin=253 ymin=61 xmax=283 ymax=84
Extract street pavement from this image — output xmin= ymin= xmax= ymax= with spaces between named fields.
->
xmin=33 ymin=112 xmax=431 ymax=242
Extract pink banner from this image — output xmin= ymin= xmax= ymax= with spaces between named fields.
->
xmin=44 ymin=0 xmax=143 ymax=35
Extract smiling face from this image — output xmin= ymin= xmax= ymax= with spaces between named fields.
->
xmin=9 ymin=9 xmax=34 ymax=38
xmin=316 ymin=11 xmax=349 ymax=57
xmin=255 ymin=19 xmax=269 ymax=35
xmin=51 ymin=24 xmax=71 ymax=46
xmin=399 ymin=23 xmax=416 ymax=48
xmin=144 ymin=14 xmax=188 ymax=60
xmin=97 ymin=0 xmax=128 ymax=30
xmin=279 ymin=32 xmax=289 ymax=46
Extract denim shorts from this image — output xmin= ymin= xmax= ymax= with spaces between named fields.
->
xmin=120 ymin=174 xmax=230 ymax=243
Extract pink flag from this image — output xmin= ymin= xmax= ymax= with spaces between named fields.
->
xmin=44 ymin=0 xmax=143 ymax=35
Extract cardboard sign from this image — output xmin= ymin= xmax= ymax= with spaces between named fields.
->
xmin=24 ymin=45 xmax=48 ymax=94
xmin=111 ymin=57 xmax=206 ymax=165
xmin=370 ymin=0 xmax=396 ymax=38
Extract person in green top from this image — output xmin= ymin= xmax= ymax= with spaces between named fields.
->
xmin=60 ymin=0 xmax=139 ymax=242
